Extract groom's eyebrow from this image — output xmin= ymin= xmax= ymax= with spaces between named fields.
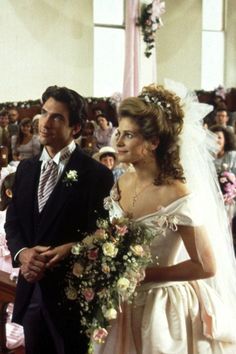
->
xmin=41 ymin=107 xmax=65 ymax=120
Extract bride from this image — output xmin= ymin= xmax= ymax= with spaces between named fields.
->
xmin=95 ymin=81 xmax=236 ymax=354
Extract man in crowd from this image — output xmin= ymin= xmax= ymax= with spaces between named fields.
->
xmin=0 ymin=110 xmax=16 ymax=161
xmin=215 ymin=108 xmax=234 ymax=132
xmin=5 ymin=86 xmax=114 ymax=354
xmin=8 ymin=108 xmax=20 ymax=135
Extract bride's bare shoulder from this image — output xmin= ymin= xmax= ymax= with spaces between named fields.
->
xmin=168 ymin=179 xmax=190 ymax=199
xmin=117 ymin=171 xmax=135 ymax=190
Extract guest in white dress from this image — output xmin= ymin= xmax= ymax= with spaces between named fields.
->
xmin=11 ymin=117 xmax=41 ymax=161
xmin=94 ymin=82 xmax=236 ymax=354
xmin=0 ymin=169 xmax=24 ymax=350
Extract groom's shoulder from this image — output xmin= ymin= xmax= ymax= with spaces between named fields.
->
xmin=73 ymin=147 xmax=113 ymax=178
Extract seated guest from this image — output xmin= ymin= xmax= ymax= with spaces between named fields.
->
xmin=11 ymin=117 xmax=41 ymax=160
xmin=8 ymin=108 xmax=19 ymax=136
xmin=0 ymin=170 xmax=24 ymax=350
xmin=0 ymin=110 xmax=16 ymax=161
xmin=77 ymin=120 xmax=98 ymax=156
xmin=93 ymin=146 xmax=125 ymax=182
xmin=210 ymin=124 xmax=236 ymax=173
xmin=94 ymin=113 xmax=116 ymax=149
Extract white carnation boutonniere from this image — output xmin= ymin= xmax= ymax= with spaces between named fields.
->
xmin=63 ymin=170 xmax=78 ymax=186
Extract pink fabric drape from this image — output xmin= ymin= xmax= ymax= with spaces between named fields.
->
xmin=122 ymin=0 xmax=140 ymax=99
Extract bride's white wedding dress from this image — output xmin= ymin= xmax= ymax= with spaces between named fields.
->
xmin=94 ymin=185 xmax=236 ymax=354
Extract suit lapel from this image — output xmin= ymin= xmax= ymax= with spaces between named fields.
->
xmin=37 ymin=147 xmax=91 ymax=240
xmin=20 ymin=158 xmax=41 ymax=221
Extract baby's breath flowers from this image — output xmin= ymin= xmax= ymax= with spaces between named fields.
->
xmin=65 ymin=217 xmax=155 ymax=352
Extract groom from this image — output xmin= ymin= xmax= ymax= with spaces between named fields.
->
xmin=5 ymin=86 xmax=114 ymax=354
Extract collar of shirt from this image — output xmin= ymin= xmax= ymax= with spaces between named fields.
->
xmin=39 ymin=140 xmax=76 ymax=178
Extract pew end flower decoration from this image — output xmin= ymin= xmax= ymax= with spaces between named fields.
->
xmin=137 ymin=0 xmax=165 ymax=58
xmin=218 ymin=164 xmax=236 ymax=205
xmin=65 ymin=217 xmax=155 ymax=352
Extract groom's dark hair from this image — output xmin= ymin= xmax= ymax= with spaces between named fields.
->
xmin=42 ymin=85 xmax=88 ymax=129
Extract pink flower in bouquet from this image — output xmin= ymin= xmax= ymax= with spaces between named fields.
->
xmin=115 ymin=224 xmax=128 ymax=236
xmin=87 ymin=248 xmax=99 ymax=260
xmin=92 ymin=328 xmax=108 ymax=343
xmin=94 ymin=228 xmax=107 ymax=240
xmin=72 ymin=262 xmax=84 ymax=277
xmin=83 ymin=288 xmax=95 ymax=302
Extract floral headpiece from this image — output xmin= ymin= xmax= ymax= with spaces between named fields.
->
xmin=139 ymin=93 xmax=172 ymax=119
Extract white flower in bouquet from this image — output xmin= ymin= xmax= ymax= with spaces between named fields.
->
xmin=102 ymin=242 xmax=118 ymax=258
xmin=117 ymin=277 xmax=130 ymax=294
xmin=130 ymin=244 xmax=145 ymax=257
xmin=103 ymin=308 xmax=117 ymax=320
xmin=71 ymin=243 xmax=81 ymax=255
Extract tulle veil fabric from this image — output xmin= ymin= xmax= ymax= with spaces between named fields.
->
xmin=165 ymin=79 xmax=236 ymax=342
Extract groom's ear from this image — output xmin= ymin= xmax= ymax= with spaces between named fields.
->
xmin=72 ymin=123 xmax=81 ymax=137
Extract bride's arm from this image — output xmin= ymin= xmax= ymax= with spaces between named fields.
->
xmin=144 ymin=225 xmax=216 ymax=283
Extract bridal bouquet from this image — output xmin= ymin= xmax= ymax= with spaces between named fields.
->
xmin=65 ymin=217 xmax=155 ymax=351
xmin=218 ymin=164 xmax=236 ymax=205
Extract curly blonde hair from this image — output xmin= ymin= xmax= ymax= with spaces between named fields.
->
xmin=118 ymin=84 xmax=185 ymax=184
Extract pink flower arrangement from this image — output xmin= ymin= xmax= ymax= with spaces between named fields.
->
xmin=137 ymin=0 xmax=165 ymax=58
xmin=65 ymin=217 xmax=155 ymax=353
xmin=218 ymin=166 xmax=236 ymax=205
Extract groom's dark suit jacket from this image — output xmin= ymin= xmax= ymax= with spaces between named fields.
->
xmin=5 ymin=146 xmax=113 ymax=336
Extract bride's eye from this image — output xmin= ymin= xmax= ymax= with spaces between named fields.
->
xmin=125 ymin=132 xmax=134 ymax=139
xmin=115 ymin=131 xmax=120 ymax=140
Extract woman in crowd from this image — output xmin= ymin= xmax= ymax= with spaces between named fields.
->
xmin=95 ymin=82 xmax=236 ymax=354
xmin=94 ymin=114 xmax=116 ymax=149
xmin=11 ymin=117 xmax=41 ymax=161
xmin=210 ymin=124 xmax=236 ymax=174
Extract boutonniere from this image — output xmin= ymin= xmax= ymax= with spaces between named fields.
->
xmin=63 ymin=170 xmax=78 ymax=186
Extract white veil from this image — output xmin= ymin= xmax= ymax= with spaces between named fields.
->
xmin=164 ymin=79 xmax=236 ymax=341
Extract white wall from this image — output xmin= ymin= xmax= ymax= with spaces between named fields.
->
xmin=0 ymin=0 xmax=93 ymax=101
xmin=156 ymin=0 xmax=202 ymax=90
xmin=225 ymin=0 xmax=236 ymax=87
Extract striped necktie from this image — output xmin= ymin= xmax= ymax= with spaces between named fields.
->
xmin=37 ymin=159 xmax=58 ymax=212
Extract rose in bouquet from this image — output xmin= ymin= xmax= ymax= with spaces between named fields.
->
xmin=218 ymin=164 xmax=236 ymax=205
xmin=65 ymin=217 xmax=155 ymax=352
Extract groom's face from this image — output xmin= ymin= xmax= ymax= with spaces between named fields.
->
xmin=39 ymin=97 xmax=80 ymax=155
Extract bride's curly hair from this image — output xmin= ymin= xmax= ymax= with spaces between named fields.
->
xmin=118 ymin=84 xmax=185 ymax=184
